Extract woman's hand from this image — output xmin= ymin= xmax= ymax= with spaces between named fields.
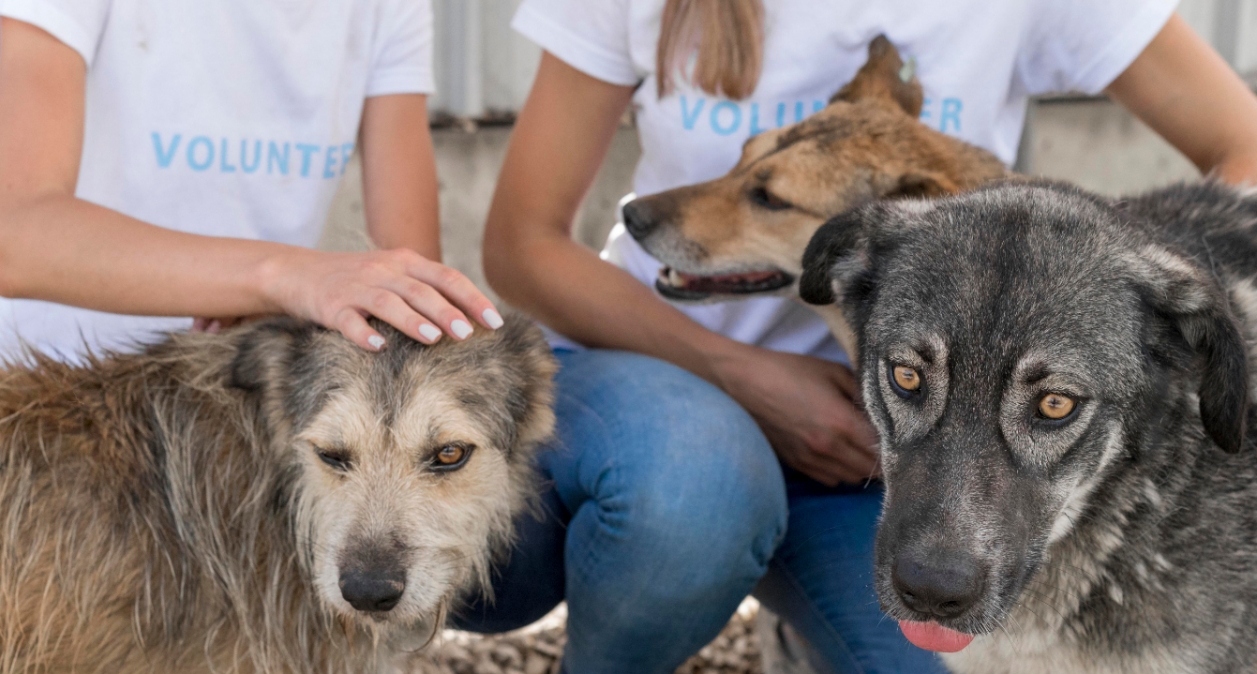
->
xmin=712 ymin=344 xmax=881 ymax=486
xmin=258 ymin=247 xmax=503 ymax=351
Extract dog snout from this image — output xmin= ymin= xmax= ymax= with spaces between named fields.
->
xmin=622 ymin=199 xmax=658 ymax=240
xmin=892 ymin=549 xmax=985 ymax=619
xmin=339 ymin=567 xmax=406 ymax=613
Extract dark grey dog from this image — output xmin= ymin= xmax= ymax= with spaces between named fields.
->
xmin=799 ymin=180 xmax=1257 ymax=673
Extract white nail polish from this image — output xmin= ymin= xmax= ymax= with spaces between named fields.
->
xmin=482 ymin=308 xmax=505 ymax=329
xmin=419 ymin=324 xmax=442 ymax=342
xmin=451 ymin=320 xmax=473 ymax=339
xmin=367 ymin=335 xmax=386 ymax=350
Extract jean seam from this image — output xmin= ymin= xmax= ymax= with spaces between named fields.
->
xmin=767 ymin=556 xmax=868 ymax=674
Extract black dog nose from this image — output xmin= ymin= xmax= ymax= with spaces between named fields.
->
xmin=339 ymin=568 xmax=406 ymax=612
xmin=621 ymin=199 xmax=656 ymax=240
xmin=892 ymin=550 xmax=984 ymax=619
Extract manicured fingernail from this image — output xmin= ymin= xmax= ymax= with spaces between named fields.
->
xmin=451 ymin=320 xmax=473 ymax=339
xmin=482 ymin=308 xmax=504 ymax=329
xmin=367 ymin=335 xmax=386 ymax=350
xmin=418 ymin=324 xmax=442 ymax=342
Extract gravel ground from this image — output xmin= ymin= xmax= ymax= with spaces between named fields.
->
xmin=412 ymin=599 xmax=765 ymax=674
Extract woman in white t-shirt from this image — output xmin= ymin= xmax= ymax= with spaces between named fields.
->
xmin=462 ymin=1 xmax=1257 ymax=672
xmin=0 ymin=1 xmax=503 ymax=362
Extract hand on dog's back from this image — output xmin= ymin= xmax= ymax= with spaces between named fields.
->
xmin=713 ymin=345 xmax=879 ymax=485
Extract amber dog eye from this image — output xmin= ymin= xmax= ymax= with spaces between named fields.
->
xmin=430 ymin=443 xmax=474 ymax=472
xmin=1037 ymin=393 xmax=1077 ymax=421
xmin=889 ymin=364 xmax=923 ymax=397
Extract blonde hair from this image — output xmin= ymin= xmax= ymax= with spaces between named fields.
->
xmin=656 ymin=0 xmax=765 ymax=100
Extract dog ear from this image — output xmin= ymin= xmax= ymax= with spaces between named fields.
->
xmin=495 ymin=315 xmax=558 ymax=452
xmin=1129 ymin=245 xmax=1250 ymax=453
xmin=830 ymin=34 xmax=923 ymax=117
xmin=799 ymin=207 xmax=880 ymax=306
xmin=229 ymin=318 xmax=312 ymax=393
xmin=886 ymin=171 xmax=960 ymax=200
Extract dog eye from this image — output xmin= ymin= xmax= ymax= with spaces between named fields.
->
xmin=430 ymin=443 xmax=474 ymax=472
xmin=315 ymin=447 xmax=353 ymax=471
xmin=749 ymin=186 xmax=791 ymax=211
xmin=888 ymin=363 xmax=923 ymax=397
xmin=1036 ymin=393 xmax=1077 ymax=421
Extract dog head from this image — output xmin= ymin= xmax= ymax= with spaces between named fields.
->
xmin=228 ymin=315 xmax=555 ymax=645
xmin=799 ymin=182 xmax=1249 ymax=648
xmin=627 ymin=35 xmax=1006 ymax=302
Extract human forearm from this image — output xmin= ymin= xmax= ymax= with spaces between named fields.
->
xmin=0 ymin=194 xmax=291 ymax=317
xmin=1107 ymin=14 xmax=1257 ymax=185
xmin=361 ymin=94 xmax=442 ymax=258
xmin=484 ymin=229 xmax=745 ymax=385
xmin=1210 ymin=154 xmax=1257 ymax=186
xmin=484 ymin=229 xmax=879 ymax=483
xmin=0 ymin=190 xmax=501 ymax=348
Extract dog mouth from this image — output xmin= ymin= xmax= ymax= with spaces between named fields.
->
xmin=655 ymin=266 xmax=795 ymax=300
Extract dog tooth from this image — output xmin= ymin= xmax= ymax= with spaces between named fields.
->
xmin=669 ymin=269 xmax=684 ymax=286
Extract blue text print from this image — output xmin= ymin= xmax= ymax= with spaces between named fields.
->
xmin=151 ymin=133 xmax=355 ymax=179
xmin=678 ymin=95 xmax=964 ymax=135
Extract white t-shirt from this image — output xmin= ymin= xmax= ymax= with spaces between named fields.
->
xmin=514 ymin=0 xmax=1177 ymax=361
xmin=0 ymin=0 xmax=434 ymax=361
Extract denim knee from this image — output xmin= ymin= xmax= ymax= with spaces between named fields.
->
xmin=553 ymin=350 xmax=789 ymax=602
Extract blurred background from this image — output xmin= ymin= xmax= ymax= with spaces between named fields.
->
xmin=320 ymin=0 xmax=1257 ymax=294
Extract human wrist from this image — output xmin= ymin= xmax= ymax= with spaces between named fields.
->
xmin=697 ymin=335 xmax=759 ymax=396
xmin=252 ymin=244 xmax=311 ymax=315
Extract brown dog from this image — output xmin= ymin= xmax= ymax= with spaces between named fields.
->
xmin=0 ymin=317 xmax=555 ymax=674
xmin=622 ymin=36 xmax=1007 ymax=355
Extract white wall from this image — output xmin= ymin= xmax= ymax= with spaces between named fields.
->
xmin=430 ymin=0 xmax=541 ymax=117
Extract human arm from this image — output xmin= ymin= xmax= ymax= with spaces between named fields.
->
xmin=1105 ymin=13 xmax=1257 ymax=185
xmin=0 ymin=18 xmax=496 ymax=349
xmin=482 ymin=52 xmax=878 ymax=484
xmin=360 ymin=93 xmax=442 ymax=257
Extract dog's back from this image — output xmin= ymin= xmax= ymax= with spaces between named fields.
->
xmin=0 ymin=340 xmax=265 ymax=672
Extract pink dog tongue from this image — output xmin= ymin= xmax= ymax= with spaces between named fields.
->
xmin=898 ymin=621 xmax=975 ymax=653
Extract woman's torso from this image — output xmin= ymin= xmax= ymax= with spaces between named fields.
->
xmin=0 ymin=0 xmax=432 ymax=360
xmin=515 ymin=0 xmax=1175 ymax=360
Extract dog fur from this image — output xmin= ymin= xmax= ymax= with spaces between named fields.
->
xmin=0 ymin=315 xmax=556 ymax=674
xmin=622 ymin=35 xmax=1007 ymax=349
xmin=799 ymin=180 xmax=1257 ymax=673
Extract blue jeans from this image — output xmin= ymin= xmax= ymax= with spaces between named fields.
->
xmin=452 ymin=349 xmax=945 ymax=674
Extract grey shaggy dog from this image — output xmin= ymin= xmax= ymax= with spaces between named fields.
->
xmin=0 ymin=315 xmax=556 ymax=674
xmin=799 ymin=180 xmax=1257 ymax=673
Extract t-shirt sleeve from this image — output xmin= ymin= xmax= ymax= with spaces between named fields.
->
xmin=1016 ymin=0 xmax=1178 ymax=95
xmin=512 ymin=0 xmax=638 ymax=86
xmin=366 ymin=0 xmax=435 ymax=97
xmin=0 ymin=0 xmax=112 ymax=66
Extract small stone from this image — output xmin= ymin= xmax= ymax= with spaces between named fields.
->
xmin=473 ymin=661 xmax=503 ymax=674
xmin=523 ymin=652 xmax=552 ymax=674
xmin=410 ymin=600 xmax=769 ymax=674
